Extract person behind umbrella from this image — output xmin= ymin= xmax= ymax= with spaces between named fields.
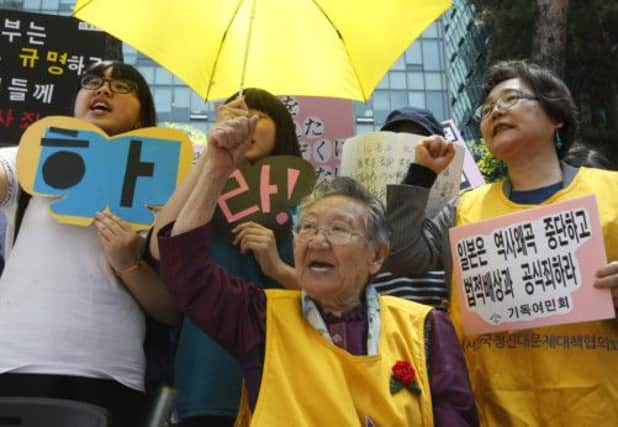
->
xmin=371 ymin=106 xmax=449 ymax=308
xmin=155 ymin=114 xmax=479 ymax=426
xmin=384 ymin=60 xmax=618 ymax=425
xmin=149 ymin=88 xmax=301 ymax=427
xmin=0 ymin=60 xmax=175 ymax=427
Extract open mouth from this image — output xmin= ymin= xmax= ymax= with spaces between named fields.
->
xmin=308 ymin=260 xmax=335 ymax=272
xmin=90 ymin=101 xmax=111 ymax=112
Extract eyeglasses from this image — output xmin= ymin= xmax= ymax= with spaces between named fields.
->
xmin=293 ymin=221 xmax=363 ymax=245
xmin=80 ymin=74 xmax=138 ymax=94
xmin=474 ymin=89 xmax=538 ymax=122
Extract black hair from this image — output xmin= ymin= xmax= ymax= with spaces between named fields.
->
xmin=482 ymin=60 xmax=577 ymax=159
xmin=225 ymin=88 xmax=300 ymax=157
xmin=564 ymin=142 xmax=613 ymax=170
xmin=299 ymin=176 xmax=391 ymax=246
xmin=79 ymin=60 xmax=157 ymax=128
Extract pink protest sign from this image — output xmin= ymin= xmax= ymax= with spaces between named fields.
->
xmin=441 ymin=120 xmax=484 ymax=190
xmin=449 ymin=195 xmax=614 ymax=336
xmin=280 ymin=96 xmax=355 ymax=180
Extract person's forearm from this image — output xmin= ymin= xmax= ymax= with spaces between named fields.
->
xmin=150 ymin=152 xmax=209 ymax=259
xmin=172 ymin=155 xmax=230 ymax=236
xmin=117 ymin=263 xmax=177 ymax=325
xmin=427 ymin=310 xmax=479 ymax=426
xmin=269 ymin=262 xmax=300 ymax=290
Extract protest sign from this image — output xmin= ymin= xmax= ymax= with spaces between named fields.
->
xmin=280 ymin=96 xmax=355 ymax=180
xmin=211 ymin=155 xmax=316 ymax=241
xmin=441 ymin=119 xmax=484 ymax=190
xmin=17 ymin=116 xmax=193 ymax=229
xmin=0 ymin=10 xmax=110 ymax=145
xmin=449 ymin=195 xmax=614 ymax=335
xmin=339 ymin=131 xmax=465 ymax=217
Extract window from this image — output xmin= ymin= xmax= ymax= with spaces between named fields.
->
xmin=422 ymin=22 xmax=439 ymax=38
xmin=155 ymin=68 xmax=173 ymax=85
xmin=24 ymin=0 xmax=42 ymax=9
xmin=406 ymin=72 xmax=424 ymax=90
xmin=405 ymin=43 xmax=422 ymax=65
xmin=408 ymin=92 xmax=425 ymax=108
xmin=422 ymin=40 xmax=442 ymax=71
xmin=154 ymin=88 xmax=172 ymax=113
xmin=372 ymin=91 xmax=389 ymax=110
xmin=137 ymin=66 xmax=155 ymax=85
xmin=390 ymin=92 xmax=407 ymax=109
xmin=42 ymin=0 xmax=59 ymax=10
xmin=173 ymin=88 xmax=190 ymax=108
xmin=389 ymin=72 xmax=406 ymax=89
xmin=425 ymin=73 xmax=444 ymax=90
xmin=426 ymin=92 xmax=447 ymax=120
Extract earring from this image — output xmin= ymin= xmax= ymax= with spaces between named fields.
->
xmin=554 ymin=131 xmax=563 ymax=151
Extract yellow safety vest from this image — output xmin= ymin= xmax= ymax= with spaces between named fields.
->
xmin=452 ymin=167 xmax=618 ymax=426
xmin=235 ymin=290 xmax=434 ymax=426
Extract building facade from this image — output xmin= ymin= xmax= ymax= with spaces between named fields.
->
xmin=442 ymin=0 xmax=490 ymax=142
xmin=6 ymin=0 xmax=455 ymax=136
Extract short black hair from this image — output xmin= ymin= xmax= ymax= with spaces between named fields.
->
xmin=79 ymin=60 xmax=157 ymax=128
xmin=225 ymin=88 xmax=300 ymax=157
xmin=483 ymin=60 xmax=577 ymax=158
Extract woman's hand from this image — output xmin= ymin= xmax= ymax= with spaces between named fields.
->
xmin=216 ymin=95 xmax=249 ymax=123
xmin=94 ymin=211 xmax=141 ymax=272
xmin=206 ymin=115 xmax=259 ymax=175
xmin=233 ymin=221 xmax=282 ymax=276
xmin=232 ymin=221 xmax=300 ymax=289
xmin=414 ymin=135 xmax=455 ymax=175
xmin=594 ymin=261 xmax=618 ymax=307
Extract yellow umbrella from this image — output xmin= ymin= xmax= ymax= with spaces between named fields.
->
xmin=73 ymin=0 xmax=451 ymax=102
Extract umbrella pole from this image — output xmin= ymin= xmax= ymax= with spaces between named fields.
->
xmin=239 ymin=0 xmax=257 ymax=96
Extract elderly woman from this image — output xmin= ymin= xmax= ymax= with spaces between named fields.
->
xmin=157 ymin=115 xmax=478 ymax=426
xmin=385 ymin=60 xmax=618 ymax=425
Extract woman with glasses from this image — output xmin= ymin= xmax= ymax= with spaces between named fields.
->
xmin=155 ymin=113 xmax=478 ymax=426
xmin=0 ymin=60 xmax=172 ymax=427
xmin=149 ymin=89 xmax=301 ymax=427
xmin=384 ymin=60 xmax=618 ymax=425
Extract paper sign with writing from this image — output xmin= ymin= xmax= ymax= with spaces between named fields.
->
xmin=441 ymin=119 xmax=484 ymax=190
xmin=17 ymin=116 xmax=193 ymax=230
xmin=449 ymin=195 xmax=614 ymax=335
xmin=280 ymin=96 xmax=354 ymax=180
xmin=210 ymin=155 xmax=317 ymax=241
xmin=0 ymin=9 xmax=113 ymax=145
xmin=339 ymin=131 xmax=464 ymax=217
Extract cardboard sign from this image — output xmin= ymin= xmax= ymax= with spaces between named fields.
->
xmin=449 ymin=195 xmax=614 ymax=335
xmin=441 ymin=119 xmax=485 ymax=190
xmin=17 ymin=116 xmax=193 ymax=229
xmin=0 ymin=9 xmax=111 ymax=145
xmin=211 ymin=155 xmax=317 ymax=240
xmin=339 ymin=131 xmax=465 ymax=217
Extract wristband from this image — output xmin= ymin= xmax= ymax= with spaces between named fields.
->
xmin=113 ymin=259 xmax=143 ymax=276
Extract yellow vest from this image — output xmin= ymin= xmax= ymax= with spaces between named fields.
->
xmin=452 ymin=167 xmax=618 ymax=426
xmin=236 ymin=290 xmax=434 ymax=426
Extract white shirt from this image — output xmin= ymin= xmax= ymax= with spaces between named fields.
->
xmin=0 ymin=147 xmax=145 ymax=391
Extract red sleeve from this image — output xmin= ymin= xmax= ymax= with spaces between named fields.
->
xmin=427 ymin=310 xmax=479 ymax=426
xmin=158 ymin=222 xmax=267 ymax=357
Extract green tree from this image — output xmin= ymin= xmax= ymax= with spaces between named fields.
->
xmin=471 ymin=140 xmax=507 ymax=182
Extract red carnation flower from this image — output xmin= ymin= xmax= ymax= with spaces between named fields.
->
xmin=390 ymin=360 xmax=421 ymax=396
xmin=392 ymin=360 xmax=416 ymax=385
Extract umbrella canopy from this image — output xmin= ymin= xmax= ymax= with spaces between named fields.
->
xmin=73 ymin=0 xmax=451 ymax=102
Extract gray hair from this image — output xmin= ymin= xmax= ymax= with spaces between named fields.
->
xmin=298 ymin=176 xmax=391 ymax=245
